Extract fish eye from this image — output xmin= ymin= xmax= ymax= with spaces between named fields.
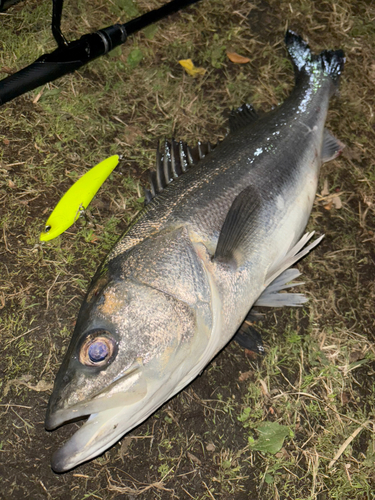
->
xmin=45 ymin=225 xmax=51 ymax=233
xmin=79 ymin=330 xmax=117 ymax=367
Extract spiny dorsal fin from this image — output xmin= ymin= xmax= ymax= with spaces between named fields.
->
xmin=144 ymin=139 xmax=217 ymax=205
xmin=229 ymin=103 xmax=259 ymax=133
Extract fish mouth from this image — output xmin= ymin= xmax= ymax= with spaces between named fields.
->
xmin=46 ymin=367 xmax=148 ymax=472
xmin=45 ymin=366 xmax=144 ymax=431
xmin=50 ymin=406 xmax=130 ymax=473
xmin=46 ymin=318 xmax=212 ymax=472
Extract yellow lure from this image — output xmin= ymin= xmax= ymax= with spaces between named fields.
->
xmin=40 ymin=155 xmax=120 ymax=242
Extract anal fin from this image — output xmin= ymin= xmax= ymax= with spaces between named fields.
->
xmin=322 ymin=129 xmax=345 ymax=163
xmin=234 ymin=233 xmax=323 ymax=355
xmin=265 ymin=232 xmax=324 ymax=287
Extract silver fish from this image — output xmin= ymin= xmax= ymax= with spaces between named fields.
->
xmin=45 ymin=31 xmax=345 ymax=472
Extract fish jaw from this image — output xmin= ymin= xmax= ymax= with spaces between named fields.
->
xmin=50 ymin=361 xmax=186 ymax=472
xmin=50 ymin=382 xmax=169 ymax=473
xmin=50 ymin=391 xmax=163 ymax=473
xmin=47 ymin=360 xmax=169 ymax=472
xmin=51 ymin=407 xmax=130 ymax=473
xmin=45 ymin=366 xmax=146 ymax=431
xmin=48 ymin=313 xmax=215 ymax=472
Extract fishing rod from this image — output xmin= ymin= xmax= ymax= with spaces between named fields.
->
xmin=0 ymin=0 xmax=202 ymax=106
xmin=0 ymin=0 xmax=22 ymax=10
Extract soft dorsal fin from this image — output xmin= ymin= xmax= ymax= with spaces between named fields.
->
xmin=144 ymin=139 xmax=216 ymax=205
xmin=229 ymin=103 xmax=259 ymax=133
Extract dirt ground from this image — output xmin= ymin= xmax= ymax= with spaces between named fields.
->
xmin=1 ymin=0 xmax=375 ymax=499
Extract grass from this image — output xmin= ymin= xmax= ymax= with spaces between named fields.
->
xmin=1 ymin=0 xmax=375 ymax=498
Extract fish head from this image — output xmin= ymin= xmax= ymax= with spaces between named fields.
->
xmin=45 ymin=261 xmax=202 ymax=472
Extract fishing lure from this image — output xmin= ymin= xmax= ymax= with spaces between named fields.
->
xmin=40 ymin=155 xmax=120 ymax=241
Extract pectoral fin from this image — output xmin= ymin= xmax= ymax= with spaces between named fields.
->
xmin=214 ymin=185 xmax=262 ymax=266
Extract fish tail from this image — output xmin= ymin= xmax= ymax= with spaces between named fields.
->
xmin=285 ymin=30 xmax=345 ymax=88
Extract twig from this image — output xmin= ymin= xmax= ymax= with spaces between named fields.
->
xmin=46 ymin=272 xmax=61 ymax=310
xmin=202 ymin=481 xmax=216 ymax=500
xmin=5 ymin=326 xmax=39 ymax=346
xmin=328 ymin=421 xmax=371 ymax=469
xmin=0 ymin=404 xmax=32 ymax=408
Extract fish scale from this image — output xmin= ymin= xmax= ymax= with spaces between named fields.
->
xmin=45 ymin=31 xmax=345 ymax=472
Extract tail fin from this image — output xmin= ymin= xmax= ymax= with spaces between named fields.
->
xmin=285 ymin=30 xmax=345 ymax=88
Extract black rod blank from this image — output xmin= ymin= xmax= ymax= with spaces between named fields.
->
xmin=0 ymin=0 xmax=201 ymax=106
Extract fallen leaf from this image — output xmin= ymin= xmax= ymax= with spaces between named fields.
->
xmin=244 ymin=348 xmax=258 ymax=359
xmin=238 ymin=370 xmax=252 ymax=382
xmin=226 ymin=51 xmax=250 ymax=64
xmin=178 ymin=59 xmax=206 ymax=77
xmin=25 ymin=380 xmax=54 ymax=392
xmin=340 ymin=392 xmax=350 ymax=405
xmin=250 ymin=422 xmax=293 ymax=455
xmin=187 ymin=452 xmax=202 ymax=465
xmin=332 ymin=196 xmax=342 ymax=209
xmin=119 ymin=436 xmax=133 ymax=461
xmin=259 ymin=379 xmax=269 ymax=397
xmin=275 ymin=447 xmax=289 ymax=459
xmin=4 ymin=375 xmax=32 ymax=397
xmin=3 ymin=375 xmax=54 ymax=396
xmin=321 ymin=178 xmax=329 ymax=196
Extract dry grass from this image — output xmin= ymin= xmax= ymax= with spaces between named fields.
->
xmin=1 ymin=0 xmax=375 ymax=498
